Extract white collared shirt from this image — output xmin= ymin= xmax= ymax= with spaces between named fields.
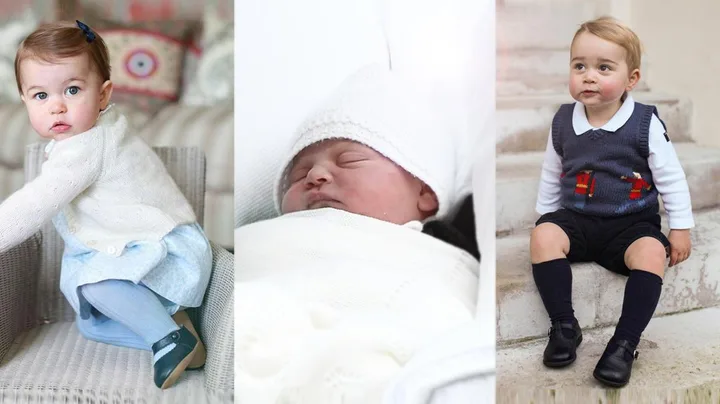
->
xmin=535 ymin=94 xmax=694 ymax=229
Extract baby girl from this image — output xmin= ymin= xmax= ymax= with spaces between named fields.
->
xmin=0 ymin=21 xmax=211 ymax=389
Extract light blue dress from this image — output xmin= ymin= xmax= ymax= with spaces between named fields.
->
xmin=53 ymin=211 xmax=212 ymax=350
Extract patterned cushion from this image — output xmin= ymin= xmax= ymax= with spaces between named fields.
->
xmin=75 ymin=17 xmax=200 ymax=114
xmin=103 ymin=28 xmax=186 ymax=104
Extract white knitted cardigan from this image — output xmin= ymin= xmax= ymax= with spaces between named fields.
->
xmin=0 ymin=107 xmax=196 ymax=256
xmin=235 ymin=208 xmax=478 ymax=404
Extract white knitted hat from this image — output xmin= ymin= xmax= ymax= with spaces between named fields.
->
xmin=274 ymin=64 xmax=458 ymax=219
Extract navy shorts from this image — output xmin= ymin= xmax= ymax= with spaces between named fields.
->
xmin=535 ymin=208 xmax=670 ymax=276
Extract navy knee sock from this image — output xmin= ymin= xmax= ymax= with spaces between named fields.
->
xmin=532 ymin=258 xmax=576 ymax=326
xmin=612 ymin=269 xmax=663 ymax=348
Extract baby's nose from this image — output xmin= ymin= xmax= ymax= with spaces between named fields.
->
xmin=306 ymin=165 xmax=332 ymax=185
xmin=50 ymin=100 xmax=67 ymax=114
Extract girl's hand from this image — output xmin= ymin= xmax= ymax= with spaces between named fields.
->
xmin=668 ymin=229 xmax=691 ymax=267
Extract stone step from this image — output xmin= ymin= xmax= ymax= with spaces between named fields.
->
xmin=496 ymin=208 xmax=720 ymax=343
xmin=496 ymin=49 xmax=650 ymax=97
xmin=497 ymin=92 xmax=693 ymax=153
xmin=497 ymin=0 xmax=603 ymax=51
xmin=497 ymin=49 xmax=570 ymax=98
xmin=497 ymin=307 xmax=720 ymax=403
xmin=496 ymin=143 xmax=720 ymax=235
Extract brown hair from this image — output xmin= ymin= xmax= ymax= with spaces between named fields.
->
xmin=14 ymin=21 xmax=111 ymax=94
xmin=572 ymin=16 xmax=643 ymax=73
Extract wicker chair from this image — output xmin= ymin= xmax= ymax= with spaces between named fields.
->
xmin=0 ymin=144 xmax=234 ymax=403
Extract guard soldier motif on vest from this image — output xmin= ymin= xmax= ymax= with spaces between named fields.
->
xmin=570 ymin=170 xmax=596 ymax=210
xmin=575 ymin=170 xmax=596 ymax=197
xmin=615 ymin=171 xmax=653 ymax=215
xmin=621 ymin=172 xmax=652 ymax=200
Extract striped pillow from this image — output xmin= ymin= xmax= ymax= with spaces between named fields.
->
xmin=137 ymin=103 xmax=233 ymax=193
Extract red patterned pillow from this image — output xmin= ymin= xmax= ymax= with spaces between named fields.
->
xmin=101 ymin=21 xmax=199 ymax=113
xmin=102 ymin=28 xmax=186 ymax=109
xmin=79 ymin=19 xmax=199 ymax=113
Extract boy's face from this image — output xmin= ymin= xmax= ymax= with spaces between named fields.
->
xmin=569 ymin=32 xmax=639 ymax=111
xmin=20 ymin=54 xmax=113 ymax=141
xmin=282 ymin=139 xmax=439 ymax=225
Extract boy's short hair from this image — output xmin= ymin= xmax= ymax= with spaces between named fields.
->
xmin=572 ymin=16 xmax=643 ymax=72
xmin=14 ymin=21 xmax=111 ymax=94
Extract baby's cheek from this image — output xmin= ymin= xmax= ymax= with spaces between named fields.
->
xmin=345 ymin=184 xmax=382 ymax=214
xmin=568 ymin=76 xmax=582 ymax=93
xmin=601 ymin=78 xmax=625 ymax=98
xmin=28 ymin=114 xmax=48 ymax=136
xmin=281 ymin=188 xmax=302 ymax=213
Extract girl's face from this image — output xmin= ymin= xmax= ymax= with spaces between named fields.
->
xmin=282 ymin=139 xmax=439 ymax=225
xmin=20 ymin=53 xmax=113 ymax=141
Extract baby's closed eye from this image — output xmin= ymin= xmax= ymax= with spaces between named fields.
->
xmin=337 ymin=152 xmax=368 ymax=165
xmin=289 ymin=168 xmax=309 ymax=183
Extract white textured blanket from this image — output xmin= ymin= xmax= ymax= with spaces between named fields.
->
xmin=235 ymin=208 xmax=478 ymax=404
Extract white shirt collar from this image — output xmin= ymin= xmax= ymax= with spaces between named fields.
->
xmin=572 ymin=94 xmax=635 ymax=135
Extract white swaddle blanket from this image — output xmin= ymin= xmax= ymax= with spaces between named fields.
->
xmin=235 ymin=208 xmax=478 ymax=404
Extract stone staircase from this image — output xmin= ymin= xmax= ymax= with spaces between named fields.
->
xmin=495 ymin=2 xmax=720 ymax=395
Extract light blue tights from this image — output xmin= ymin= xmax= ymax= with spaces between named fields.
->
xmin=76 ymin=279 xmax=181 ymax=362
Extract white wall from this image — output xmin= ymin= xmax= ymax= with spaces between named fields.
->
xmin=630 ymin=0 xmax=720 ymax=147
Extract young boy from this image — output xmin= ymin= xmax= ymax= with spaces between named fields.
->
xmin=530 ymin=17 xmax=693 ymax=387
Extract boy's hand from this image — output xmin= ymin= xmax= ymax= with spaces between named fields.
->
xmin=668 ymin=229 xmax=691 ymax=267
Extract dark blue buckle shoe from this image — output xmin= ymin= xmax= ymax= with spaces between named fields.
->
xmin=542 ymin=320 xmax=583 ymax=368
xmin=172 ymin=311 xmax=206 ymax=370
xmin=593 ymin=338 xmax=639 ymax=388
xmin=152 ymin=326 xmax=198 ymax=389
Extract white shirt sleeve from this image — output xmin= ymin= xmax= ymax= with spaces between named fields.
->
xmin=0 ymin=135 xmax=103 ymax=253
xmin=535 ymin=129 xmax=564 ymax=214
xmin=648 ymin=114 xmax=694 ymax=229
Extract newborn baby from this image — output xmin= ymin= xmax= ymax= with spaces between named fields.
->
xmin=280 ymin=138 xmax=479 ymax=259
xmin=282 ymin=138 xmax=439 ymax=224
xmin=236 ymin=65 xmax=478 ymax=404
xmin=273 ymin=66 xmax=477 ymax=259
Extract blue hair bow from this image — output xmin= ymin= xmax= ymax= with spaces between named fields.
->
xmin=76 ymin=20 xmax=96 ymax=43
